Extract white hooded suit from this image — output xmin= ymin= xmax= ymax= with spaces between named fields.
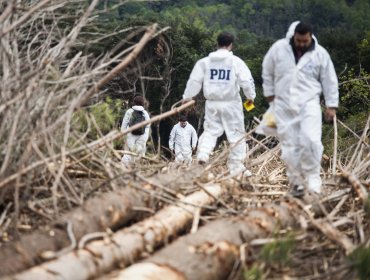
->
xmin=183 ymin=49 xmax=256 ymax=175
xmin=169 ymin=122 xmax=198 ymax=164
xmin=261 ymin=21 xmax=339 ymax=192
xmin=121 ymin=105 xmax=150 ymax=165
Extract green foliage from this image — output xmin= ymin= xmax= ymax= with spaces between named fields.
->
xmin=259 ymin=236 xmax=295 ymax=265
xmin=72 ymin=97 xmax=124 ymax=147
xmin=322 ymin=111 xmax=368 ymax=155
xmin=90 ymin=97 xmax=123 ymax=132
xmin=318 ymin=28 xmax=361 ymax=72
xmin=81 ymin=0 xmax=370 ymax=153
xmin=244 ymin=265 xmax=263 ymax=280
xmin=348 ymin=246 xmax=370 ymax=280
xmin=339 ymin=68 xmax=370 ymax=118
xmin=358 ymin=31 xmax=370 ymax=70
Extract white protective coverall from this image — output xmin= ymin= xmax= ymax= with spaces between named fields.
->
xmin=183 ymin=49 xmax=256 ymax=175
xmin=120 ymin=105 xmax=150 ymax=165
xmin=261 ymin=21 xmax=339 ymax=193
xmin=169 ymin=122 xmax=198 ymax=164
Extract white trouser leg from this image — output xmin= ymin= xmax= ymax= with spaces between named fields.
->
xmin=126 ymin=134 xmax=147 ymax=160
xmin=300 ymin=101 xmax=323 ymax=193
xmin=274 ymin=100 xmax=303 ymax=186
xmin=221 ymin=100 xmax=246 ymax=174
xmin=175 ymin=152 xmax=184 ymax=163
xmin=197 ymin=101 xmax=224 ymax=162
xmin=275 ymin=99 xmax=323 ymax=192
xmin=182 ymin=151 xmax=192 ymax=164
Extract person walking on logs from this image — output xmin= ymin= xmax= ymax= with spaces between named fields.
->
xmin=182 ymin=31 xmax=256 ymax=178
xmin=121 ymin=95 xmax=151 ymax=167
xmin=169 ymin=115 xmax=198 ymax=165
xmin=260 ymin=21 xmax=339 ymax=198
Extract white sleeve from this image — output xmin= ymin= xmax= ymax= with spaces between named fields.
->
xmin=183 ymin=60 xmax=204 ymax=99
xmin=191 ymin=125 xmax=198 ymax=149
xmin=237 ymin=58 xmax=256 ymax=100
xmin=121 ymin=109 xmax=132 ymax=132
xmin=262 ymin=45 xmax=276 ymax=98
xmin=320 ymin=52 xmax=339 ymax=108
xmin=169 ymin=126 xmax=176 ymax=150
xmin=143 ymin=110 xmax=151 ymax=140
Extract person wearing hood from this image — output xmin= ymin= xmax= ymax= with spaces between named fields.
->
xmin=169 ymin=115 xmax=198 ymax=164
xmin=121 ymin=95 xmax=151 ymax=166
xmin=182 ymin=31 xmax=256 ymax=177
xmin=261 ymin=21 xmax=339 ymax=197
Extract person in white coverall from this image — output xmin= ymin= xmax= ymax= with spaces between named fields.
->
xmin=169 ymin=115 xmax=198 ymax=164
xmin=182 ymin=31 xmax=256 ymax=177
xmin=121 ymin=95 xmax=150 ymax=166
xmin=261 ymin=21 xmax=339 ymax=197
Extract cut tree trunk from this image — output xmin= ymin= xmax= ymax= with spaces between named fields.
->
xmin=7 ymin=183 xmax=228 ymax=280
xmin=0 ymin=165 xmax=205 ymax=277
xmin=107 ymin=201 xmax=297 ymax=280
xmin=0 ymin=187 xmax=148 ymax=276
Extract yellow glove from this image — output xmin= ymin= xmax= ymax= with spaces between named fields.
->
xmin=264 ymin=111 xmax=276 ymax=128
xmin=243 ymin=100 xmax=255 ymax=111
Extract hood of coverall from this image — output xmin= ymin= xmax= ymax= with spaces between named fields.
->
xmin=208 ymin=48 xmax=233 ymax=61
xmin=132 ymin=105 xmax=145 ymax=111
xmin=286 ymin=21 xmax=318 ymax=43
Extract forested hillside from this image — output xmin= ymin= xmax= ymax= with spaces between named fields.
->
xmin=84 ymin=0 xmax=370 ymax=153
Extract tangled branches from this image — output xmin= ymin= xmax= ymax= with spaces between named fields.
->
xmin=0 ymin=1 xmax=163 ymax=218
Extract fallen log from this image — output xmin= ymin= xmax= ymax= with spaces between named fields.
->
xmin=7 ymin=183 xmax=228 ymax=280
xmin=106 ymin=201 xmax=297 ymax=280
xmin=0 ymin=187 xmax=148 ymax=276
xmin=0 ymin=165 xmax=205 ymax=277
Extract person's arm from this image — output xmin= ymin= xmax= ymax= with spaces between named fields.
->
xmin=191 ymin=125 xmax=198 ymax=150
xmin=320 ymin=51 xmax=339 ymax=122
xmin=143 ymin=110 xmax=151 ymax=140
xmin=169 ymin=126 xmax=176 ymax=151
xmin=262 ymin=45 xmax=276 ymax=103
xmin=237 ymin=58 xmax=256 ymax=101
xmin=183 ymin=60 xmax=205 ymax=101
xmin=121 ymin=109 xmax=132 ymax=132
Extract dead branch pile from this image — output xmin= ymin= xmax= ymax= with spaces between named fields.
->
xmin=0 ymin=0 xmax=173 ymax=238
xmin=0 ymin=1 xmax=181 ymax=274
xmin=0 ymin=1 xmax=370 ymax=280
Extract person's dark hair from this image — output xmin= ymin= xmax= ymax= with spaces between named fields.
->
xmin=217 ymin=31 xmax=234 ymax=47
xmin=133 ymin=95 xmax=145 ymax=106
xmin=295 ymin=22 xmax=313 ymax=35
xmin=179 ymin=115 xmax=187 ymax=122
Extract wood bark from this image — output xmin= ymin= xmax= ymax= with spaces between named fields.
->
xmin=7 ymin=183 xmax=227 ymax=280
xmin=0 ymin=164 xmax=204 ymax=277
xmin=0 ymin=187 xmax=148 ymax=276
xmin=109 ymin=201 xmax=297 ymax=280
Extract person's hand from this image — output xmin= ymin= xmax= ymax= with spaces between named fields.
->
xmin=325 ymin=107 xmax=336 ymax=123
xmin=266 ymin=96 xmax=275 ymax=103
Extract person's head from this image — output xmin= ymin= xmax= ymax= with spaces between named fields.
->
xmin=293 ymin=22 xmax=313 ymax=52
xmin=133 ymin=95 xmax=145 ymax=107
xmin=179 ymin=115 xmax=187 ymax=128
xmin=217 ymin=31 xmax=234 ymax=50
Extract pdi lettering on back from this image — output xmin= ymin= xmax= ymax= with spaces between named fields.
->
xmin=210 ymin=69 xmax=231 ymax=80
